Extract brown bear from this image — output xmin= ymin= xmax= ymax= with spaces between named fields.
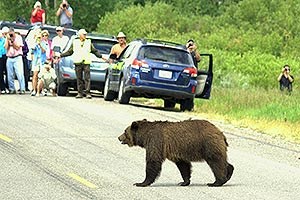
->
xmin=118 ymin=119 xmax=234 ymax=187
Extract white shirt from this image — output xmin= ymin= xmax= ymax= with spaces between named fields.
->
xmin=51 ymin=35 xmax=69 ymax=52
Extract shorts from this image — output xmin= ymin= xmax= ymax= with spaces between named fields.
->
xmin=31 ymin=58 xmax=43 ymax=72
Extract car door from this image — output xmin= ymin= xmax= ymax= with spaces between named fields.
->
xmin=195 ymin=53 xmax=213 ymax=99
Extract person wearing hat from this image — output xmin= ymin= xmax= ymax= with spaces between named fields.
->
xmin=278 ymin=64 xmax=294 ymax=93
xmin=30 ymin=1 xmax=46 ymax=26
xmin=51 ymin=26 xmax=69 ymax=54
xmin=109 ymin=32 xmax=127 ymax=63
xmin=4 ymin=28 xmax=25 ymax=94
xmin=186 ymin=39 xmax=201 ymax=68
xmin=59 ymin=29 xmax=103 ymax=99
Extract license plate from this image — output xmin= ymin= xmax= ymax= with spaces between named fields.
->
xmin=158 ymin=70 xmax=172 ymax=79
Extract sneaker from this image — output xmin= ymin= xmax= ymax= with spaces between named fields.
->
xmin=75 ymin=94 xmax=83 ymax=98
xmin=9 ymin=90 xmax=16 ymax=94
xmin=43 ymin=89 xmax=48 ymax=96
xmin=25 ymin=88 xmax=30 ymax=92
xmin=19 ymin=90 xmax=25 ymax=95
xmin=5 ymin=89 xmax=9 ymax=94
xmin=86 ymin=94 xmax=92 ymax=99
xmin=1 ymin=90 xmax=5 ymax=94
xmin=31 ymin=91 xmax=36 ymax=96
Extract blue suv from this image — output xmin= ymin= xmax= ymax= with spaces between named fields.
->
xmin=103 ymin=39 xmax=213 ymax=111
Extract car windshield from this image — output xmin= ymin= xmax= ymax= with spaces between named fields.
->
xmin=138 ymin=46 xmax=194 ymax=65
xmin=92 ymin=40 xmax=117 ymax=55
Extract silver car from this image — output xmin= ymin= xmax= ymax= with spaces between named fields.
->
xmin=55 ymin=34 xmax=118 ymax=96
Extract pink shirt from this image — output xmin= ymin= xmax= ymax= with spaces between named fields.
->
xmin=6 ymin=35 xmax=23 ymax=57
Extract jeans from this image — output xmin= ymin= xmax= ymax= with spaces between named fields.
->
xmin=0 ymin=55 xmax=8 ymax=90
xmin=6 ymin=56 xmax=25 ymax=91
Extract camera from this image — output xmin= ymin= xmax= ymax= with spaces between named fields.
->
xmin=9 ymin=33 xmax=13 ymax=38
xmin=62 ymin=4 xmax=67 ymax=8
xmin=187 ymin=43 xmax=193 ymax=48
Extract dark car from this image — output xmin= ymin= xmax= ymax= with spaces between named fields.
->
xmin=0 ymin=20 xmax=32 ymax=38
xmin=56 ymin=33 xmax=118 ymax=96
xmin=103 ymin=39 xmax=213 ymax=111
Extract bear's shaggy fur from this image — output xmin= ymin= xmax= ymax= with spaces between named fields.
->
xmin=118 ymin=119 xmax=234 ymax=187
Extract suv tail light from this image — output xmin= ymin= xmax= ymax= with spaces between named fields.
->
xmin=132 ymin=58 xmax=149 ymax=69
xmin=183 ymin=67 xmax=197 ymax=77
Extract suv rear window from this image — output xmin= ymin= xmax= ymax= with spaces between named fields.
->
xmin=138 ymin=46 xmax=194 ymax=65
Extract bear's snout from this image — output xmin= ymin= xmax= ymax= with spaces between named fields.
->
xmin=118 ymin=134 xmax=127 ymax=144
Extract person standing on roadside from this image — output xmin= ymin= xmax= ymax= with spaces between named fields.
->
xmin=51 ymin=26 xmax=69 ymax=53
xmin=56 ymin=0 xmax=73 ymax=28
xmin=30 ymin=1 xmax=46 ymax=26
xmin=109 ymin=32 xmax=127 ymax=63
xmin=0 ymin=28 xmax=9 ymax=94
xmin=278 ymin=64 xmax=294 ymax=93
xmin=59 ymin=29 xmax=103 ymax=99
xmin=30 ymin=32 xmax=48 ymax=96
xmin=186 ymin=39 xmax=201 ymax=69
xmin=4 ymin=28 xmax=25 ymax=94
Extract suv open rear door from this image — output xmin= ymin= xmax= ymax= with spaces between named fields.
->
xmin=195 ymin=53 xmax=213 ymax=99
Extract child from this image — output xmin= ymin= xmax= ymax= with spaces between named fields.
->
xmin=36 ymin=60 xmax=57 ymax=96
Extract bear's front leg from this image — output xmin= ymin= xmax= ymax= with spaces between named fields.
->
xmin=134 ymin=160 xmax=162 ymax=187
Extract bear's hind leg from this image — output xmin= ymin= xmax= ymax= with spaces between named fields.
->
xmin=134 ymin=160 xmax=162 ymax=187
xmin=206 ymin=159 xmax=228 ymax=187
xmin=175 ymin=160 xmax=191 ymax=186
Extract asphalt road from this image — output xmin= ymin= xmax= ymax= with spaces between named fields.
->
xmin=0 ymin=93 xmax=299 ymax=200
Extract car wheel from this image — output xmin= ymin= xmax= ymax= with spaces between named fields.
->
xmin=118 ymin=76 xmax=131 ymax=104
xmin=103 ymin=76 xmax=117 ymax=101
xmin=180 ymin=98 xmax=194 ymax=112
xmin=57 ymin=83 xmax=68 ymax=96
xmin=164 ymin=99 xmax=176 ymax=108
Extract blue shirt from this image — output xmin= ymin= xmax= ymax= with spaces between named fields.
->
xmin=32 ymin=41 xmax=47 ymax=65
xmin=0 ymin=37 xmax=7 ymax=57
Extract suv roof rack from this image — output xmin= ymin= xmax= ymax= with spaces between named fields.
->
xmin=134 ymin=38 xmax=185 ymax=49
xmin=88 ymin=33 xmax=117 ymax=39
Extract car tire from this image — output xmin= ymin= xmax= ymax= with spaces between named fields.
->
xmin=103 ymin=76 xmax=117 ymax=101
xmin=180 ymin=98 xmax=194 ymax=112
xmin=57 ymin=83 xmax=68 ymax=96
xmin=118 ymin=76 xmax=131 ymax=104
xmin=164 ymin=99 xmax=176 ymax=108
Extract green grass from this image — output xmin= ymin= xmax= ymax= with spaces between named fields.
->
xmin=193 ymin=87 xmax=300 ymax=143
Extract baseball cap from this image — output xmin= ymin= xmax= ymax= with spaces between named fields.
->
xmin=1 ymin=26 xmax=9 ymax=33
xmin=56 ymin=26 xmax=63 ymax=31
xmin=78 ymin=29 xmax=87 ymax=35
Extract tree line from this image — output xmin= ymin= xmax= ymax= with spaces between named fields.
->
xmin=0 ymin=0 xmax=299 ymax=89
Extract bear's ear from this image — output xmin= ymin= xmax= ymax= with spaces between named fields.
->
xmin=131 ymin=121 xmax=139 ymax=132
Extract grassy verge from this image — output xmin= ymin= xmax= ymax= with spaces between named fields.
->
xmin=131 ymin=87 xmax=300 ymax=143
xmin=193 ymin=87 xmax=300 ymax=143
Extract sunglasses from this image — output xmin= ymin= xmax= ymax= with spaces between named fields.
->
xmin=42 ymin=34 xmax=48 ymax=37
xmin=56 ymin=30 xmax=62 ymax=32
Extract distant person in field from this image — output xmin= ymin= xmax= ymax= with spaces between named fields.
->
xmin=186 ymin=39 xmax=201 ymax=68
xmin=278 ymin=64 xmax=294 ymax=93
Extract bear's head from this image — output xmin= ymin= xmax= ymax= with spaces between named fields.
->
xmin=118 ymin=120 xmax=147 ymax=147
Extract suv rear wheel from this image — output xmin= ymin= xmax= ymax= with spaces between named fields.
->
xmin=103 ymin=76 xmax=117 ymax=101
xmin=164 ymin=99 xmax=176 ymax=108
xmin=118 ymin=76 xmax=131 ymax=104
xmin=180 ymin=98 xmax=194 ymax=112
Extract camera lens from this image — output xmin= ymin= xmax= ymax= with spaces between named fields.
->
xmin=9 ymin=34 xmax=13 ymax=37
xmin=62 ymin=4 xmax=66 ymax=7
